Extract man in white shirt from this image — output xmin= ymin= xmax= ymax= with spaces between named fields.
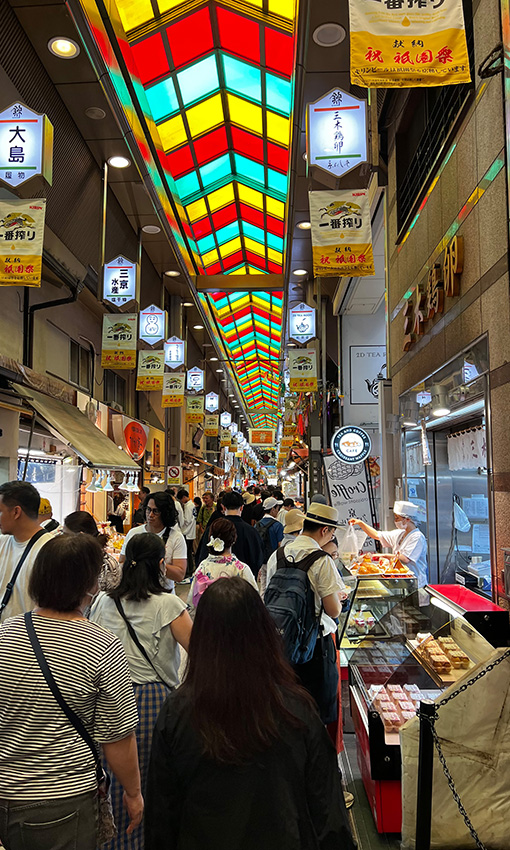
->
xmin=0 ymin=481 xmax=52 ymax=622
xmin=177 ymin=488 xmax=196 ymax=579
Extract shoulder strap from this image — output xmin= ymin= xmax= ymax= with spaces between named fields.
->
xmin=23 ymin=611 xmax=104 ymax=785
xmin=0 ymin=529 xmax=47 ymax=616
xmin=113 ymin=597 xmax=172 ymax=689
xmin=275 ymin=547 xmax=324 ymax=573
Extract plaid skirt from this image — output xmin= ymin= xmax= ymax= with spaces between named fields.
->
xmin=102 ymin=681 xmax=170 ymax=850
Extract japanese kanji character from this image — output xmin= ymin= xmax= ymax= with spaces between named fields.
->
xmin=395 ymin=51 xmax=415 ymax=65
xmin=12 ymin=106 xmax=22 ymax=118
xmin=119 ymin=280 xmax=129 ymax=290
xmin=436 ymin=46 xmax=453 ymax=64
xmin=408 ymin=0 xmax=427 ymax=7
xmin=365 ymin=47 xmax=384 ymax=62
xmin=9 ymin=147 xmax=24 ymax=163
xmin=327 ymin=160 xmax=334 ymax=169
xmin=17 ymin=172 xmax=25 ymax=179
xmin=416 ymin=50 xmax=433 ymax=63
xmin=443 ymin=235 xmax=464 ymax=297
xmin=14 ymin=230 xmax=25 ymax=240
xmin=5 ymin=172 xmax=12 ymax=179
xmin=27 ymin=231 xmax=35 ymax=241
xmin=320 ymin=255 xmax=331 ymax=264
xmin=393 ymin=39 xmax=404 ymax=48
xmin=16 ymin=265 xmax=23 ymax=273
xmin=343 ymin=217 xmax=354 ymax=228
xmin=9 ymin=126 xmax=25 ymax=143
xmin=403 ymin=287 xmax=426 ymax=351
xmin=330 ymin=91 xmax=343 ymax=105
xmin=335 ymin=254 xmax=345 ymax=264
xmin=358 ymin=254 xmax=366 ymax=263
xmin=4 ymin=231 xmax=13 ymax=240
xmin=330 ymin=219 xmax=342 ymax=229
xmin=385 ymin=0 xmax=405 ymax=7
xmin=4 ymin=265 xmax=13 ymax=274
xmin=412 ymin=40 xmax=424 ymax=47
xmin=425 ymin=263 xmax=444 ymax=318
xmin=111 ymin=283 xmax=119 ymax=294
xmin=25 ymin=265 xmax=34 ymax=273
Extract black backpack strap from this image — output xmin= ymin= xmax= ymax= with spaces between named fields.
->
xmin=276 ymin=547 xmax=324 ymax=573
xmin=113 ymin=597 xmax=173 ymax=689
xmin=0 ymin=529 xmax=47 ymax=617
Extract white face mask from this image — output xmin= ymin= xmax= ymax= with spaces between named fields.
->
xmin=395 ymin=519 xmax=407 ymax=529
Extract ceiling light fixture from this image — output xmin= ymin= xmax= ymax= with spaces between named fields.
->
xmin=296 ymin=221 xmax=311 ymax=230
xmin=312 ymin=22 xmax=346 ymax=47
xmin=164 ymin=270 xmax=180 ymax=277
xmin=292 ymin=269 xmax=308 ymax=276
xmin=210 ymin=356 xmax=218 ymax=361
xmin=216 ymin=368 xmax=223 ymax=373
xmin=85 ymin=106 xmax=106 ymax=120
xmin=107 ymin=155 xmax=131 ymax=168
xmin=141 ymin=224 xmax=160 ymax=234
xmin=193 ymin=324 xmax=204 ymax=330
xmin=182 ymin=301 xmax=193 ymax=306
xmin=48 ymin=37 xmax=80 ymax=58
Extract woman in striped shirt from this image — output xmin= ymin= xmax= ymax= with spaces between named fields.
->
xmin=0 ymin=534 xmax=142 ymax=850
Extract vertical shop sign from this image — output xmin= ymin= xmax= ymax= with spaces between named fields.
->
xmin=205 ymin=392 xmax=219 ymax=412
xmin=186 ymin=396 xmax=204 ymax=423
xmin=309 ymin=190 xmax=374 ymax=277
xmin=0 ymin=102 xmax=53 ymax=188
xmin=0 ymin=198 xmax=46 ymax=286
xmin=139 ymin=305 xmax=167 ymax=345
xmin=289 ymin=302 xmax=316 ymax=345
xmin=103 ymin=256 xmax=137 ymax=306
xmin=187 ymin=366 xmax=204 ymax=392
xmin=323 ymin=454 xmax=375 ymax=552
xmin=306 ymin=88 xmax=367 ymax=179
xmin=101 ymin=314 xmax=137 ymax=369
xmin=220 ymin=428 xmax=232 ymax=447
xmin=136 ymin=350 xmax=165 ymax=391
xmin=204 ymin=415 xmax=219 ymax=436
xmin=164 ymin=336 xmax=185 ymax=369
xmin=349 ymin=0 xmax=471 ymax=89
xmin=161 ymin=373 xmax=185 ymax=407
xmin=220 ymin=411 xmax=232 ymax=428
xmin=288 ymin=349 xmax=318 ymax=391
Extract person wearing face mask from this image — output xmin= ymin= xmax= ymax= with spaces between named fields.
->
xmin=349 ymin=500 xmax=428 ymax=587
xmin=90 ymin=532 xmax=192 ymax=850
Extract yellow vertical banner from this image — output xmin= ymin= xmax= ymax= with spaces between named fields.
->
xmin=136 ymin=350 xmax=165 ymax=391
xmin=204 ymin=415 xmax=219 ymax=436
xmin=161 ymin=373 xmax=185 ymax=407
xmin=101 ymin=314 xmax=137 ymax=369
xmin=0 ymin=199 xmax=46 ymax=286
xmin=186 ymin=396 xmax=204 ymax=423
xmin=309 ymin=190 xmax=374 ymax=278
xmin=349 ymin=0 xmax=471 ymax=88
xmin=288 ymin=350 xmax=318 ymax=392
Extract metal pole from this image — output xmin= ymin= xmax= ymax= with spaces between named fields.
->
xmin=22 ymin=415 xmax=35 ymax=481
xmin=99 ymin=161 xmax=108 ymax=303
xmin=415 ymin=699 xmax=435 ymax=850
xmin=337 ymin=313 xmax=343 ymax=427
xmin=321 ymin=295 xmax=327 ymax=450
xmin=136 ymin=228 xmax=142 ymax=307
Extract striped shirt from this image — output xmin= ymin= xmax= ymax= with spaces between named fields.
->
xmin=0 ymin=613 xmax=138 ymax=800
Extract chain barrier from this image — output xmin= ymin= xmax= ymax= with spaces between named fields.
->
xmin=417 ymin=647 xmax=510 ymax=849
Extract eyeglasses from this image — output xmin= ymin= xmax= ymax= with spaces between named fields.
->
xmin=146 ymin=507 xmax=161 ymax=516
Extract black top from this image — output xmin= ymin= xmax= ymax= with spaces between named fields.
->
xmin=223 ymin=514 xmax=264 ymax=577
xmin=251 ymin=501 xmax=265 ymax=523
xmin=145 ymin=690 xmax=355 ymax=850
xmin=241 ymin=502 xmax=256 ymax=525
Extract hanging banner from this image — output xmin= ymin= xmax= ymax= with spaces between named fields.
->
xmin=204 ymin=414 xmax=219 ymax=436
xmin=306 ymin=88 xmax=367 ymax=179
xmin=284 ymin=423 xmax=297 ymax=437
xmin=323 ymin=454 xmax=376 ymax=552
xmin=112 ymin=414 xmax=149 ymax=460
xmin=164 ymin=336 xmax=185 ymax=369
xmin=0 ymin=102 xmax=53 ymax=188
xmin=161 ymin=373 xmax=185 ymax=408
xmin=288 ymin=349 xmax=318 ymax=392
xmin=139 ymin=304 xmax=167 ymax=345
xmin=103 ymin=255 xmax=137 ymax=306
xmin=249 ymin=428 xmax=276 ymax=446
xmin=309 ymin=190 xmax=374 ymax=278
xmin=0 ymin=198 xmax=46 ymax=286
xmin=289 ymin=302 xmax=316 ymax=345
xmin=136 ymin=350 xmax=165 ymax=391
xmin=187 ymin=366 xmax=204 ymax=393
xmin=186 ymin=396 xmax=204 ymax=423
xmin=349 ymin=0 xmax=471 ymax=89
xmin=205 ymin=392 xmax=219 ymax=412
xmin=101 ymin=314 xmax=137 ymax=369
xmin=220 ymin=411 xmax=232 ymax=428
xmin=220 ymin=428 xmax=232 ymax=447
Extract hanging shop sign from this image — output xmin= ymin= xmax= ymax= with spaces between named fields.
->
xmin=103 ymin=255 xmax=137 ymax=306
xmin=167 ymin=465 xmax=182 ymax=486
xmin=101 ymin=314 xmax=137 ymax=369
xmin=331 ymin=425 xmax=372 ymax=465
xmin=0 ymin=102 xmax=53 ymax=188
xmin=136 ymin=350 xmax=165 ymax=391
xmin=112 ymin=414 xmax=149 ymax=460
xmin=220 ymin=428 xmax=232 ymax=447
xmin=309 ymin=190 xmax=374 ymax=278
xmin=230 ymin=422 xmax=238 ymax=435
xmin=187 ymin=366 xmax=204 ymax=393
xmin=161 ymin=373 xmax=185 ymax=407
xmin=281 ymin=436 xmax=294 ymax=448
xmin=288 ymin=349 xmax=318 ymax=392
xmin=0 ymin=198 xmax=46 ymax=286
xmin=164 ymin=335 xmax=185 ymax=369
xmin=205 ymin=392 xmax=219 ymax=412
xmin=139 ymin=304 xmax=167 ymax=346
xmin=289 ymin=302 xmax=316 ymax=345
xmin=204 ymin=415 xmax=219 ymax=436
xmin=220 ymin=411 xmax=232 ymax=428
xmin=283 ymin=423 xmax=297 ymax=437
xmin=323 ymin=454 xmax=375 ymax=552
xmin=348 ymin=0 xmax=471 ymax=89
xmin=186 ymin=396 xmax=204 ymax=423
xmin=249 ymin=428 xmax=276 ymax=446
xmin=306 ymin=88 xmax=367 ymax=180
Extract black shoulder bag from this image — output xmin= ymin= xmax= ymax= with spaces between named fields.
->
xmin=24 ymin=611 xmax=117 ymax=845
xmin=113 ymin=597 xmax=173 ymax=690
xmin=0 ymin=528 xmax=47 ymax=618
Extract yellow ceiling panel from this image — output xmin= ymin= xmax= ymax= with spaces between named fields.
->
xmin=237 ymin=184 xmax=264 ymax=210
xmin=266 ymin=111 xmax=290 ymax=146
xmin=227 ymin=94 xmax=262 ymax=136
xmin=230 ymin=265 xmax=248 ymax=274
xmin=207 ymin=183 xmax=235 ymax=211
xmin=186 ymin=94 xmax=224 ymax=137
xmin=219 ymin=237 xmax=242 ymax=258
xmin=244 ymin=238 xmax=266 ymax=257
xmin=157 ymin=0 xmax=187 ymax=11
xmin=116 ymin=0 xmax=154 ymax=31
xmin=268 ymin=0 xmax=294 ymax=19
xmin=267 ymin=247 xmax=283 ymax=264
xmin=266 ymin=196 xmax=285 ymax=219
xmin=202 ymin=247 xmax=220 ymax=265
xmin=158 ymin=114 xmax=187 ymax=151
xmin=185 ymin=198 xmax=208 ymax=222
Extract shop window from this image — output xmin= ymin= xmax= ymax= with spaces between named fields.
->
xmin=104 ymin=370 xmax=126 ymax=411
xmin=69 ymin=340 xmax=91 ymax=392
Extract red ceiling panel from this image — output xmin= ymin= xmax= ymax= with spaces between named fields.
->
xmin=246 ymin=251 xmax=266 ymax=268
xmin=231 ymin=127 xmax=264 ymax=163
xmin=266 ymin=214 xmax=284 ymax=237
xmin=267 ymin=141 xmax=289 ymax=172
xmin=205 ymin=260 xmax=223 ymax=274
xmin=193 ymin=126 xmax=229 ymax=165
xmin=167 ymin=8 xmax=214 ymax=68
xmin=211 ymin=202 xmax=238 ymax=229
xmin=131 ymin=34 xmax=170 ymax=85
xmin=216 ymin=7 xmax=260 ymax=64
xmin=239 ymin=203 xmax=265 ymax=229
xmin=268 ymin=260 xmax=282 ymax=273
xmin=223 ymin=249 xmax=245 ymax=269
xmin=265 ymin=27 xmax=293 ymax=77
xmin=192 ymin=216 xmax=213 ymax=239
xmin=163 ymin=145 xmax=195 ymax=177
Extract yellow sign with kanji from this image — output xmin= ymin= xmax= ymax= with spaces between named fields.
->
xmin=101 ymin=314 xmax=137 ymax=369
xmin=136 ymin=350 xmax=165 ymax=391
xmin=204 ymin=415 xmax=219 ymax=436
xmin=289 ymin=350 xmax=318 ymax=392
xmin=349 ymin=0 xmax=471 ymax=88
xmin=309 ymin=190 xmax=374 ymax=278
xmin=0 ymin=198 xmax=46 ymax=286
xmin=161 ymin=373 xmax=185 ymax=407
xmin=186 ymin=396 xmax=204 ymax=423
xmin=220 ymin=428 xmax=231 ymax=447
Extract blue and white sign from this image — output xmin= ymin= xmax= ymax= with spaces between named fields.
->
xmin=187 ymin=366 xmax=204 ymax=393
xmin=0 ymin=102 xmax=53 ymax=188
xmin=103 ymin=255 xmax=137 ymax=306
xmin=205 ymin=392 xmax=219 ymax=412
xmin=139 ymin=304 xmax=167 ymax=346
xmin=331 ymin=425 xmax=371 ymax=465
xmin=307 ymin=88 xmax=367 ymax=179
xmin=220 ymin=411 xmax=232 ymax=428
xmin=164 ymin=336 xmax=185 ymax=369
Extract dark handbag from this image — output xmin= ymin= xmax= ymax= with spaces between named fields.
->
xmin=0 ymin=529 xmax=46 ymax=617
xmin=113 ymin=597 xmax=173 ymax=690
xmin=24 ymin=612 xmax=116 ymax=845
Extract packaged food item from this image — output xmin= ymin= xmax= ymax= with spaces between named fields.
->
xmin=403 ymin=683 xmax=420 ymax=694
xmin=387 ymin=684 xmax=405 ymax=695
xmin=381 ymin=711 xmax=402 ymax=732
xmin=399 ymin=700 xmax=416 ymax=712
xmin=401 ymin=710 xmax=416 ymax=722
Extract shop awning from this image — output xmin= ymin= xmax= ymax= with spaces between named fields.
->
xmin=13 ymin=384 xmax=140 ymax=470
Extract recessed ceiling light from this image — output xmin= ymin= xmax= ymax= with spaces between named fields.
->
xmin=210 ymin=356 xmax=218 ymax=361
xmin=85 ymin=106 xmax=106 ymax=120
xmin=182 ymin=301 xmax=194 ymax=307
xmin=293 ymin=269 xmax=308 ymax=276
xmin=288 ymin=343 xmax=296 ymax=347
xmin=312 ymin=22 xmax=346 ymax=47
xmin=164 ymin=270 xmax=180 ymax=277
xmin=216 ymin=369 xmax=223 ymax=373
xmin=107 ymin=155 xmax=131 ymax=168
xmin=142 ymin=224 xmax=160 ymax=234
xmin=48 ymin=37 xmax=80 ymax=58
xmin=297 ymin=221 xmax=311 ymax=230
xmin=193 ymin=324 xmax=204 ymax=330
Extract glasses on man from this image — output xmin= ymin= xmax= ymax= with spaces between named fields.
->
xmin=146 ymin=507 xmax=161 ymax=516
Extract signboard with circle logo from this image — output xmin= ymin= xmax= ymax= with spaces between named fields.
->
xmin=331 ymin=425 xmax=371 ymax=465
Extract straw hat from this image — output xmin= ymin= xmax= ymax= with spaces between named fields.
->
xmin=305 ymin=502 xmax=341 ymax=529
xmin=38 ymin=498 xmax=52 ymax=516
xmin=243 ymin=492 xmax=255 ymax=504
xmin=284 ymin=509 xmax=305 ymax=534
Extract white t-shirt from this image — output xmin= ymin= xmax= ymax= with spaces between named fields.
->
xmin=0 ymin=531 xmax=52 ymax=623
xmin=174 ymin=499 xmax=184 ymax=530
xmin=120 ymin=524 xmax=187 ymax=590
xmin=180 ymin=500 xmax=196 ymax=540
xmin=90 ymin=591 xmax=187 ymax=686
xmin=266 ymin=535 xmax=346 ymax=636
xmin=378 ymin=528 xmax=428 ymax=587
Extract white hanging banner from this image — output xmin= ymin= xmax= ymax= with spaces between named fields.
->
xmin=164 ymin=336 xmax=185 ymax=369
xmin=103 ymin=255 xmax=137 ymax=306
xmin=187 ymin=366 xmax=204 ymax=392
xmin=205 ymin=392 xmax=219 ymax=412
xmin=306 ymin=88 xmax=368 ymax=179
xmin=139 ymin=304 xmax=167 ymax=345
xmin=289 ymin=302 xmax=316 ymax=344
xmin=447 ymin=427 xmax=486 ymax=471
xmin=309 ymin=189 xmax=375 ymax=278
xmin=323 ymin=454 xmax=375 ymax=552
xmin=0 ymin=102 xmax=53 ymax=188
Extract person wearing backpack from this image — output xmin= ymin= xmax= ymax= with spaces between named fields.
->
xmin=264 ymin=503 xmax=347 ymax=727
xmin=255 ymin=497 xmax=284 ymax=564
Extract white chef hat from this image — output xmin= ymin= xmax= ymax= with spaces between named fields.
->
xmin=392 ymin=500 xmax=426 ymax=522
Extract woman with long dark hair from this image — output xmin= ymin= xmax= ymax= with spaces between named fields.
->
xmin=64 ymin=510 xmax=122 ymax=590
xmin=119 ymin=491 xmax=187 ymax=587
xmin=91 ymin=532 xmax=192 ymax=850
xmin=145 ymin=578 xmax=354 ymax=850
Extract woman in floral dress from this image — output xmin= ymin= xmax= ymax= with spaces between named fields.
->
xmin=188 ymin=517 xmax=257 ymax=613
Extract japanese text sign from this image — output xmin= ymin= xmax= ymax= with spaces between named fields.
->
xmin=307 ymin=88 xmax=367 ymax=179
xmin=164 ymin=336 xmax=185 ymax=369
xmin=220 ymin=428 xmax=232 ymax=447
xmin=205 ymin=392 xmax=219 ymax=412
xmin=0 ymin=102 xmax=53 ymax=188
xmin=161 ymin=373 xmax=185 ymax=407
xmin=249 ymin=429 xmax=276 ymax=446
xmin=186 ymin=396 xmax=204 ymax=423
xmin=103 ymin=255 xmax=137 ymax=306
xmin=0 ymin=198 xmax=45 ymax=287
xmin=289 ymin=302 xmax=316 ymax=345
xmin=204 ymin=415 xmax=219 ymax=436
xmin=101 ymin=314 xmax=137 ymax=369
xmin=112 ymin=415 xmax=149 ymax=460
xmin=349 ymin=0 xmax=471 ymax=88
xmin=220 ymin=411 xmax=232 ymax=428
xmin=187 ymin=366 xmax=204 ymax=393
xmin=309 ymin=190 xmax=375 ymax=278
xmin=136 ymin=350 xmax=165 ymax=391
xmin=288 ymin=349 xmax=318 ymax=391
xmin=139 ymin=305 xmax=167 ymax=345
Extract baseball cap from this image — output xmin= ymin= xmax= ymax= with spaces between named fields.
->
xmin=263 ymin=496 xmax=283 ymax=511
xmin=39 ymin=498 xmax=52 ymax=516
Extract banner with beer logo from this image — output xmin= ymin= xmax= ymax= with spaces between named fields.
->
xmin=220 ymin=428 xmax=231 ymax=447
xmin=101 ymin=314 xmax=137 ymax=369
xmin=186 ymin=395 xmax=204 ymax=423
xmin=161 ymin=373 xmax=185 ymax=408
xmin=0 ymin=198 xmax=46 ymax=286
xmin=289 ymin=349 xmax=318 ymax=391
xmin=309 ymin=190 xmax=374 ymax=278
xmin=204 ymin=415 xmax=219 ymax=436
xmin=349 ymin=0 xmax=470 ymax=88
xmin=136 ymin=350 xmax=165 ymax=391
